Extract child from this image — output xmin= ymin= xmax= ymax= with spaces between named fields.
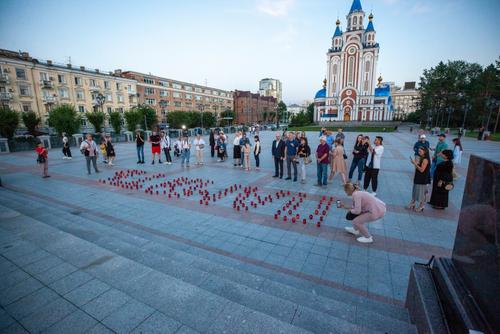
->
xmin=244 ymin=141 xmax=251 ymax=171
xmin=100 ymin=138 xmax=108 ymax=164
xmin=174 ymin=138 xmax=181 ymax=158
xmin=106 ymin=135 xmax=116 ymax=166
xmin=35 ymin=142 xmax=50 ymax=178
xmin=253 ymin=135 xmax=261 ymax=170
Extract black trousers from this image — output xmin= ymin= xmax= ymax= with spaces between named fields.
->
xmin=363 ymin=167 xmax=379 ymax=192
xmin=255 ymin=153 xmax=260 ymax=168
xmin=163 ymin=148 xmax=172 ymax=163
xmin=62 ymin=146 xmax=72 ymax=157
xmin=274 ymin=157 xmax=283 ymax=177
xmin=210 ymin=145 xmax=215 ymax=157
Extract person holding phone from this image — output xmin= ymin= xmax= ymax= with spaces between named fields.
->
xmin=407 ymin=147 xmax=431 ymax=212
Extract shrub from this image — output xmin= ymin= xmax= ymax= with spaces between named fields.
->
xmin=0 ymin=106 xmax=20 ymax=139
xmin=48 ymin=104 xmax=81 ymax=135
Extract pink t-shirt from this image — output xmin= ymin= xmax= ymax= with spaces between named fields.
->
xmin=350 ymin=191 xmax=386 ymax=218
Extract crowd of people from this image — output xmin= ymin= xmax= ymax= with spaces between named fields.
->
xmin=33 ymin=126 xmax=467 ymax=244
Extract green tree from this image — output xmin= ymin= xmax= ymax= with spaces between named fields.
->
xmin=22 ymin=111 xmax=41 ymax=136
xmin=306 ymin=103 xmax=315 ymax=124
xmin=132 ymin=105 xmax=158 ymax=130
xmin=277 ymin=101 xmax=287 ymax=123
xmin=289 ymin=111 xmax=310 ymax=127
xmin=109 ymin=111 xmax=122 ymax=134
xmin=47 ymin=104 xmax=81 ymax=136
xmin=85 ymin=111 xmax=106 ymax=133
xmin=0 ymin=106 xmax=20 ymax=139
xmin=219 ymin=109 xmax=234 ymax=127
xmin=166 ymin=111 xmax=191 ymax=129
xmin=123 ymin=109 xmax=142 ymax=132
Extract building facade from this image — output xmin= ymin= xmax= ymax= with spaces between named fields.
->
xmin=233 ymin=90 xmax=277 ymax=125
xmin=0 ymin=49 xmax=138 ymax=128
xmin=259 ymin=78 xmax=282 ymax=103
xmin=313 ymin=0 xmax=393 ymax=122
xmin=121 ymin=71 xmax=233 ymax=124
xmin=391 ymin=82 xmax=419 ymax=120
xmin=287 ymin=103 xmax=307 ymax=116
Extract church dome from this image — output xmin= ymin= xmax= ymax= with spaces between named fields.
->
xmin=315 ymin=88 xmax=326 ymax=99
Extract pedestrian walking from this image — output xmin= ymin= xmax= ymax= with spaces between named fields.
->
xmin=363 ymin=136 xmax=384 ymax=196
xmin=99 ymin=138 xmax=108 ymax=164
xmin=430 ymin=133 xmax=448 ymax=176
xmin=253 ymin=135 xmax=261 ymax=170
xmin=285 ymin=132 xmax=298 ymax=181
xmin=429 ymin=150 xmax=454 ymax=210
xmin=209 ymin=130 xmax=216 ymax=158
xmin=80 ymin=134 xmax=100 ymax=175
xmin=340 ymin=183 xmax=386 ymax=244
xmin=348 ymin=134 xmax=368 ymax=186
xmin=233 ymin=131 xmax=242 ymax=167
xmin=180 ymin=135 xmax=191 ymax=167
xmin=160 ymin=131 xmax=172 ymax=165
xmin=271 ymin=133 xmax=286 ymax=178
xmin=407 ymin=147 xmax=431 ymax=212
xmin=193 ymin=133 xmax=206 ymax=165
xmin=150 ymin=131 xmax=161 ymax=164
xmin=329 ymin=139 xmax=348 ymax=184
xmin=62 ymin=132 xmax=72 ymax=159
xmin=106 ymin=135 xmax=116 ymax=165
xmin=335 ymin=128 xmax=345 ymax=145
xmin=135 ymin=130 xmax=145 ymax=164
xmin=297 ymin=137 xmax=311 ymax=184
xmin=316 ymin=136 xmax=330 ymax=187
xmin=35 ymin=141 xmax=50 ymax=178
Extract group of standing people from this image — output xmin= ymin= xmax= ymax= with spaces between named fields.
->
xmin=271 ymin=131 xmax=311 ymax=183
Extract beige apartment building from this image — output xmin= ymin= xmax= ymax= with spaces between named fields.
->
xmin=391 ymin=82 xmax=420 ymax=120
xmin=121 ymin=71 xmax=233 ymax=124
xmin=0 ymin=49 xmax=138 ymax=128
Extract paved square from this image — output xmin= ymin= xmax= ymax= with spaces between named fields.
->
xmin=1 ymin=126 xmax=499 ymax=333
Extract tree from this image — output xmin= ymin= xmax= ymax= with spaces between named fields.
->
xmin=123 ymin=109 xmax=142 ymax=132
xmin=22 ymin=111 xmax=41 ymax=136
xmin=0 ymin=106 xmax=19 ymax=139
xmin=85 ymin=111 xmax=105 ymax=133
xmin=132 ymin=105 xmax=158 ymax=130
xmin=289 ymin=111 xmax=310 ymax=127
xmin=109 ymin=111 xmax=122 ymax=134
xmin=306 ymin=103 xmax=315 ymax=124
xmin=219 ymin=109 xmax=234 ymax=127
xmin=47 ymin=104 xmax=81 ymax=136
xmin=166 ymin=111 xmax=191 ymax=129
xmin=277 ymin=101 xmax=287 ymax=123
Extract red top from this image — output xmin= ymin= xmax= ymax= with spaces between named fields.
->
xmin=316 ymin=143 xmax=330 ymax=164
xmin=35 ymin=147 xmax=48 ymax=158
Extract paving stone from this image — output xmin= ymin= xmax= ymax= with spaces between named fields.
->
xmin=130 ymin=311 xmax=182 ymax=334
xmin=101 ymin=299 xmax=155 ymax=334
xmin=0 ymin=269 xmax=30 ymax=291
xmin=0 ymin=308 xmax=15 ymax=330
xmin=0 ymin=277 xmax=43 ymax=306
xmin=48 ymin=270 xmax=93 ymax=295
xmin=64 ymin=279 xmax=111 ymax=307
xmin=34 ymin=262 xmax=78 ymax=285
xmin=5 ymin=287 xmax=59 ymax=320
xmin=0 ymin=322 xmax=28 ymax=334
xmin=43 ymin=310 xmax=97 ymax=334
xmin=85 ymin=323 xmax=115 ymax=334
xmin=81 ymin=288 xmax=131 ymax=320
xmin=19 ymin=298 xmax=77 ymax=333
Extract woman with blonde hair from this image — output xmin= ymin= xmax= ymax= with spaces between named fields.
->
xmin=339 ymin=183 xmax=386 ymax=243
xmin=329 ymin=138 xmax=348 ymax=184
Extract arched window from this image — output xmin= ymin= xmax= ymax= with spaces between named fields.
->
xmin=348 ymin=17 xmax=351 ymax=28
xmin=360 ymin=17 xmax=363 ymax=25
xmin=365 ymin=60 xmax=370 ymax=72
xmin=347 ymin=56 xmax=354 ymax=85
xmin=353 ymin=17 xmax=357 ymax=25
xmin=333 ymin=64 xmax=338 ymax=75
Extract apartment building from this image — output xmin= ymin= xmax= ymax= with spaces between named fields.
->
xmin=0 ymin=49 xmax=138 ymax=127
xmin=120 ymin=71 xmax=233 ymax=123
xmin=391 ymin=81 xmax=420 ymax=120
xmin=233 ymin=90 xmax=277 ymax=125
xmin=259 ymin=78 xmax=282 ymax=102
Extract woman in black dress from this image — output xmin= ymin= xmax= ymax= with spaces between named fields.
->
xmin=429 ymin=149 xmax=454 ymax=209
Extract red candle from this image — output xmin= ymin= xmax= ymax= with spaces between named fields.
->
xmin=302 ymin=219 xmax=307 ymax=224
xmin=316 ymin=222 xmax=321 ymax=227
xmin=314 ymin=210 xmax=319 ymax=215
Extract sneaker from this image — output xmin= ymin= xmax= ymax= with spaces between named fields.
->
xmin=344 ymin=227 xmax=360 ymax=236
xmin=68 ymin=157 xmax=72 ymax=160
xmin=285 ymin=177 xmax=292 ymax=180
xmin=159 ymin=160 xmax=163 ymax=164
xmin=137 ymin=161 xmax=141 ymax=164
xmin=167 ymin=162 xmax=172 ymax=165
xmin=356 ymin=236 xmax=373 ymax=243
xmin=293 ymin=178 xmax=297 ymax=182
xmin=371 ymin=192 xmax=377 ymax=197
xmin=300 ymin=180 xmax=305 ymax=184
xmin=152 ymin=161 xmax=155 ymax=165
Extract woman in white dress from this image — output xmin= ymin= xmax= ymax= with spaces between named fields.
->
xmin=452 ymin=138 xmax=463 ymax=165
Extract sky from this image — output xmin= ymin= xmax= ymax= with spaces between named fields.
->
xmin=0 ymin=0 xmax=499 ymax=104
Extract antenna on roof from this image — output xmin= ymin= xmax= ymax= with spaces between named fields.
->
xmin=67 ymin=56 xmax=72 ymax=65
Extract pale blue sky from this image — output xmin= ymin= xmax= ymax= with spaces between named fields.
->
xmin=0 ymin=0 xmax=499 ymax=104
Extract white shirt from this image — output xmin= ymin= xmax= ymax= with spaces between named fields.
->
xmin=80 ymin=139 xmax=98 ymax=157
xmin=366 ymin=145 xmax=384 ymax=169
xmin=193 ymin=138 xmax=205 ymax=151
xmin=160 ymin=136 xmax=170 ymax=149
xmin=233 ymin=136 xmax=241 ymax=145
xmin=180 ymin=139 xmax=191 ymax=150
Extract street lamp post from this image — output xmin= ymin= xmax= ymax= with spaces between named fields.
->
xmin=95 ymin=93 xmax=106 ymax=133
xmin=197 ymin=104 xmax=204 ymax=134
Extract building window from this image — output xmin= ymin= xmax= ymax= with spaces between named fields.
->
xmin=146 ymin=98 xmax=156 ymax=105
xmin=195 ymin=95 xmax=202 ymax=101
xmin=21 ymin=103 xmax=31 ymax=112
xmin=58 ymin=87 xmax=69 ymax=99
xmin=39 ymin=72 xmax=48 ymax=81
xmin=145 ymin=87 xmax=155 ymax=95
xmin=19 ymin=84 xmax=30 ymax=96
xmin=185 ymin=94 xmax=192 ymax=99
xmin=144 ymin=78 xmax=154 ymax=84
xmin=347 ymin=56 xmax=354 ymax=86
xmin=213 ymin=91 xmax=219 ymax=96
xmin=74 ymin=76 xmax=82 ymax=85
xmin=185 ymin=86 xmax=192 ymax=91
xmin=174 ymin=101 xmax=181 ymax=107
xmin=160 ymin=90 xmax=168 ymax=97
xmin=78 ymin=105 xmax=85 ymax=113
xmin=172 ymin=83 xmax=182 ymax=90
xmin=76 ymin=90 xmax=85 ymax=100
xmin=107 ymin=107 xmax=112 ymax=113
xmin=106 ymin=93 xmax=112 ymax=102
xmin=353 ymin=17 xmax=357 ymax=25
xmin=117 ymin=107 xmax=124 ymax=113
xmin=347 ymin=17 xmax=351 ymax=27
xmin=116 ymin=82 xmax=121 ymax=90
xmin=195 ymin=87 xmax=202 ymax=93
xmin=89 ymin=79 xmax=97 ymax=87
xmin=173 ymin=92 xmax=181 ymax=98
xmin=204 ymin=89 xmax=211 ymax=94
xmin=16 ymin=68 xmax=26 ymax=79
xmin=81 ymin=119 xmax=87 ymax=126
xmin=117 ymin=94 xmax=124 ymax=103
xmin=104 ymin=81 xmax=110 ymax=89
xmin=158 ymin=80 xmax=168 ymax=87
xmin=57 ymin=74 xmax=66 ymax=84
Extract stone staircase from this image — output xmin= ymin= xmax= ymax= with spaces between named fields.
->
xmin=0 ymin=187 xmax=416 ymax=333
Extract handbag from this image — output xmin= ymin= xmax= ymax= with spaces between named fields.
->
xmin=343 ymin=153 xmax=348 ymax=160
xmin=199 ymin=144 xmax=205 ymax=149
xmin=37 ymin=154 xmax=46 ymax=164
xmin=304 ymin=157 xmax=312 ymax=165
xmin=437 ymin=180 xmax=454 ymax=191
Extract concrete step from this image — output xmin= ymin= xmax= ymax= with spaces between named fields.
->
xmin=0 ymin=188 xmax=415 ymax=333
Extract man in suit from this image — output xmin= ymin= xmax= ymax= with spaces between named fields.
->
xmin=272 ymin=133 xmax=286 ymax=178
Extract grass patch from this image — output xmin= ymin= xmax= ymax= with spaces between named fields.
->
xmin=288 ymin=125 xmax=395 ymax=133
xmin=464 ymin=130 xmax=500 ymax=141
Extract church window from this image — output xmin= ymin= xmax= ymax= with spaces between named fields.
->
xmin=333 ymin=64 xmax=338 ymax=75
xmin=348 ymin=17 xmax=351 ymax=28
xmin=365 ymin=61 xmax=370 ymax=72
xmin=360 ymin=17 xmax=363 ymax=25
xmin=347 ymin=56 xmax=354 ymax=85
xmin=353 ymin=17 xmax=357 ymax=25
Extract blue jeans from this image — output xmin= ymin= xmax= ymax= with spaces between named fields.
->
xmin=136 ymin=145 xmax=144 ymax=162
xmin=348 ymin=157 xmax=365 ymax=181
xmin=317 ymin=163 xmax=328 ymax=185
xmin=181 ymin=149 xmax=190 ymax=165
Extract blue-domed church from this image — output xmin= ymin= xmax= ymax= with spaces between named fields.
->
xmin=314 ymin=0 xmax=393 ymax=122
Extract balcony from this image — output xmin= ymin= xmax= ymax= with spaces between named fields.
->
xmin=0 ymin=92 xmax=13 ymax=101
xmin=0 ymin=74 xmax=10 ymax=84
xmin=127 ymin=89 xmax=136 ymax=95
xmin=40 ymin=80 xmax=54 ymax=89
xmin=89 ymin=85 xmax=101 ymax=92
xmin=42 ymin=95 xmax=56 ymax=104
